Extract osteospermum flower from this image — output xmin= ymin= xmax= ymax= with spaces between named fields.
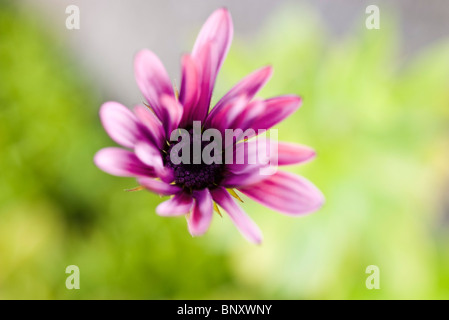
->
xmin=94 ymin=8 xmax=324 ymax=244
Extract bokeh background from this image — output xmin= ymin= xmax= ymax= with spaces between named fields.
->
xmin=1 ymin=0 xmax=449 ymax=299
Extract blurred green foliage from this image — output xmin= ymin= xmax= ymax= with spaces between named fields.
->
xmin=1 ymin=2 xmax=449 ymax=299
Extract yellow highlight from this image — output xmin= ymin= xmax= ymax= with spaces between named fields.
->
xmin=213 ymin=202 xmax=222 ymax=217
xmin=228 ymin=189 xmax=243 ymax=203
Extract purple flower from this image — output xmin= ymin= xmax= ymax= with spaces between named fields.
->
xmin=94 ymin=8 xmax=324 ymax=244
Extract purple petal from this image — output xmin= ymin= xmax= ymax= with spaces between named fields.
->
xmin=238 ymin=171 xmax=324 ymax=216
xmin=234 ymin=99 xmax=266 ymax=133
xmin=94 ymin=147 xmax=155 ymax=177
xmin=179 ymin=54 xmax=200 ymax=128
xmin=134 ymin=141 xmax=174 ymax=183
xmin=156 ymin=192 xmax=194 ymax=217
xmin=187 ymin=189 xmax=213 ymax=236
xmin=277 ymin=143 xmax=316 ymax=166
xmin=134 ymin=141 xmax=163 ymax=168
xmin=223 ymin=142 xmax=315 ymax=188
xmin=224 ymin=139 xmax=270 ymax=173
xmin=134 ymin=105 xmax=166 ymax=150
xmin=219 ymin=96 xmax=300 ymax=140
xmin=99 ymin=102 xmax=143 ymax=149
xmin=134 ymin=49 xmax=174 ymax=125
xmin=251 ymin=95 xmax=302 ymax=131
xmin=211 ymin=187 xmax=263 ymax=244
xmin=190 ymin=8 xmax=233 ymax=123
xmin=222 ymin=140 xmax=270 ymax=187
xmin=209 ymin=99 xmax=266 ymax=146
xmin=137 ymin=177 xmax=181 ymax=196
xmin=222 ymin=169 xmax=266 ymax=188
xmin=206 ymin=95 xmax=249 ymax=134
xmin=206 ymin=66 xmax=273 ymax=126
xmin=190 ymin=41 xmax=218 ymax=123
xmin=159 ymin=94 xmax=183 ymax=138
xmin=192 ymin=8 xmax=233 ymax=81
xmin=225 ymin=139 xmax=315 ymax=170
xmin=213 ymin=96 xmax=300 ymax=140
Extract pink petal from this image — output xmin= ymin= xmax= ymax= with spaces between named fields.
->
xmin=94 ymin=147 xmax=154 ymax=177
xmin=225 ymin=139 xmax=315 ymax=170
xmin=134 ymin=105 xmax=166 ymax=150
xmin=134 ymin=49 xmax=174 ymax=125
xmin=212 ymin=96 xmax=300 ymax=140
xmin=209 ymin=98 xmax=266 ymax=146
xmin=238 ymin=171 xmax=324 ymax=216
xmin=277 ymin=143 xmax=316 ymax=165
xmin=223 ymin=139 xmax=271 ymax=185
xmin=134 ymin=141 xmax=174 ymax=183
xmin=190 ymin=41 xmax=218 ymax=123
xmin=192 ymin=7 xmax=233 ymax=80
xmin=190 ymin=8 xmax=233 ymax=123
xmin=206 ymin=66 xmax=273 ymax=126
xmin=223 ymin=141 xmax=316 ymax=187
xmin=99 ymin=102 xmax=143 ymax=149
xmin=156 ymin=192 xmax=194 ymax=217
xmin=159 ymin=94 xmax=183 ymax=138
xmin=137 ymin=177 xmax=181 ymax=196
xmin=179 ymin=54 xmax=200 ymax=128
xmin=206 ymin=95 xmax=249 ymax=134
xmin=187 ymin=189 xmax=213 ymax=236
xmin=222 ymin=169 xmax=266 ymax=188
xmin=234 ymin=99 xmax=266 ymax=133
xmin=251 ymin=95 xmax=302 ymax=131
xmin=211 ymin=187 xmax=263 ymax=244
xmin=219 ymin=96 xmax=300 ymax=138
xmin=134 ymin=141 xmax=163 ymax=168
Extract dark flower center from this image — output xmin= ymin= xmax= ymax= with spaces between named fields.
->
xmin=164 ymin=129 xmax=225 ymax=191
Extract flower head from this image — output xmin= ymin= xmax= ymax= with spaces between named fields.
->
xmin=94 ymin=8 xmax=324 ymax=244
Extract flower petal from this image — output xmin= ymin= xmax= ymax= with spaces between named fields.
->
xmin=190 ymin=8 xmax=233 ymax=123
xmin=187 ymin=189 xmax=213 ymax=236
xmin=224 ymin=139 xmax=271 ymax=179
xmin=156 ymin=192 xmax=194 ymax=217
xmin=99 ymin=102 xmax=143 ymax=149
xmin=134 ymin=141 xmax=163 ymax=168
xmin=234 ymin=99 xmax=266 ymax=133
xmin=94 ymin=147 xmax=154 ymax=177
xmin=137 ymin=177 xmax=181 ymax=196
xmin=134 ymin=49 xmax=174 ymax=124
xmin=179 ymin=54 xmax=200 ymax=128
xmin=208 ymin=99 xmax=266 ymax=146
xmin=206 ymin=95 xmax=249 ymax=135
xmin=219 ymin=96 xmax=301 ymax=139
xmin=222 ymin=169 xmax=267 ymax=188
xmin=225 ymin=139 xmax=315 ymax=170
xmin=190 ymin=41 xmax=218 ymax=123
xmin=211 ymin=187 xmax=263 ymax=244
xmin=238 ymin=171 xmax=324 ymax=215
xmin=133 ymin=105 xmax=166 ymax=150
xmin=159 ymin=94 xmax=183 ymax=138
xmin=134 ymin=141 xmax=174 ymax=183
xmin=206 ymin=66 xmax=273 ymax=126
xmin=251 ymin=95 xmax=302 ymax=131
xmin=223 ymin=141 xmax=316 ymax=188
xmin=192 ymin=7 xmax=233 ymax=80
xmin=277 ymin=142 xmax=316 ymax=166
